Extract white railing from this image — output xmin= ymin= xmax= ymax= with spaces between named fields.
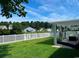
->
xmin=0 ymin=33 xmax=51 ymax=44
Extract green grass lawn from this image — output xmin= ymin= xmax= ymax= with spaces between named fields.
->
xmin=0 ymin=37 xmax=79 ymax=58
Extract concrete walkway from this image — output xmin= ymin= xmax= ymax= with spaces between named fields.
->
xmin=52 ymin=44 xmax=73 ymax=49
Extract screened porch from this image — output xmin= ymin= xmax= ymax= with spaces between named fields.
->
xmin=52 ymin=20 xmax=79 ymax=49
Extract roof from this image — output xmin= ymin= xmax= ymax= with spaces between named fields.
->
xmin=25 ymin=27 xmax=35 ymax=29
xmin=52 ymin=20 xmax=79 ymax=26
xmin=24 ymin=27 xmax=36 ymax=31
xmin=24 ymin=27 xmax=36 ymax=32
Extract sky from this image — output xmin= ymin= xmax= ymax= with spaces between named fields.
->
xmin=0 ymin=0 xmax=79 ymax=22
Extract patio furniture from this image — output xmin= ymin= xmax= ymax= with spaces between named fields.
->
xmin=69 ymin=36 xmax=78 ymax=41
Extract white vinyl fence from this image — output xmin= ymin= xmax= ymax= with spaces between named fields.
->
xmin=0 ymin=33 xmax=51 ymax=44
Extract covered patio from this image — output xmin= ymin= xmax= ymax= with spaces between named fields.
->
xmin=52 ymin=20 xmax=79 ymax=49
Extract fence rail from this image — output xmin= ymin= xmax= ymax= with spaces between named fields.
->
xmin=0 ymin=33 xmax=51 ymax=44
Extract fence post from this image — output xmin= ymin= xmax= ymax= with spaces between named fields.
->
xmin=15 ymin=34 xmax=16 ymax=41
xmin=3 ymin=35 xmax=4 ymax=43
xmin=24 ymin=34 xmax=26 ymax=40
xmin=26 ymin=34 xmax=27 ymax=40
xmin=27 ymin=34 xmax=28 ymax=40
xmin=27 ymin=34 xmax=29 ymax=40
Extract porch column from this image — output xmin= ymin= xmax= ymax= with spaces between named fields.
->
xmin=52 ymin=24 xmax=57 ymax=45
xmin=64 ymin=26 xmax=67 ymax=39
xmin=59 ymin=26 xmax=63 ymax=41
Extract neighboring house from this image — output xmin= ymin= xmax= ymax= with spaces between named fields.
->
xmin=24 ymin=27 xmax=36 ymax=32
xmin=39 ymin=28 xmax=51 ymax=32
xmin=0 ymin=25 xmax=12 ymax=30
xmin=8 ymin=25 xmax=13 ymax=30
xmin=47 ymin=28 xmax=52 ymax=32
xmin=0 ymin=26 xmax=7 ymax=29
xmin=39 ymin=28 xmax=44 ymax=31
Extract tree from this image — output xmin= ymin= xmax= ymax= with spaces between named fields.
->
xmin=21 ymin=21 xmax=30 ymax=29
xmin=0 ymin=0 xmax=28 ymax=18
xmin=12 ymin=22 xmax=23 ymax=30
xmin=11 ymin=22 xmax=23 ymax=34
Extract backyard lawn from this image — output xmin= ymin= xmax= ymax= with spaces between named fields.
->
xmin=0 ymin=37 xmax=79 ymax=58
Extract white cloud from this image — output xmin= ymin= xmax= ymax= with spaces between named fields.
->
xmin=38 ymin=5 xmax=48 ymax=11
xmin=37 ymin=5 xmax=53 ymax=13
xmin=25 ymin=8 xmax=49 ymax=21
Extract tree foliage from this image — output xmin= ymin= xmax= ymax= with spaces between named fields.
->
xmin=0 ymin=0 xmax=28 ymax=18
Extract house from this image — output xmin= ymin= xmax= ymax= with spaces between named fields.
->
xmin=47 ymin=28 xmax=52 ymax=32
xmin=8 ymin=25 xmax=12 ymax=30
xmin=24 ymin=27 xmax=36 ymax=32
xmin=0 ymin=26 xmax=7 ymax=29
xmin=0 ymin=25 xmax=12 ymax=30
xmin=52 ymin=20 xmax=79 ymax=49
xmin=39 ymin=28 xmax=44 ymax=31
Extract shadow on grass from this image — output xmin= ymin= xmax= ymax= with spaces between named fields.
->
xmin=49 ymin=48 xmax=79 ymax=58
xmin=37 ymin=37 xmax=79 ymax=58
xmin=37 ymin=37 xmax=54 ymax=45
xmin=0 ymin=44 xmax=11 ymax=58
